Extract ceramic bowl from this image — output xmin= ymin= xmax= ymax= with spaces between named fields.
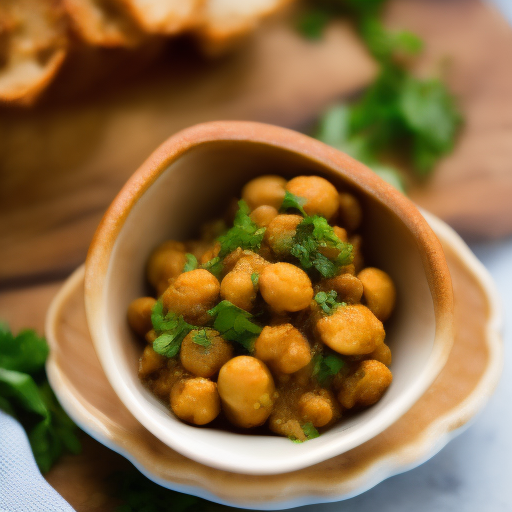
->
xmin=84 ymin=121 xmax=454 ymax=475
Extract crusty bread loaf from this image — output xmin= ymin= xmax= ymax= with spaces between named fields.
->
xmin=0 ymin=0 xmax=296 ymax=106
xmin=0 ymin=0 xmax=67 ymax=105
xmin=62 ymin=0 xmax=144 ymax=47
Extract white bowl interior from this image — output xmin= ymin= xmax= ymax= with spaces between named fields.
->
xmin=98 ymin=141 xmax=436 ymax=474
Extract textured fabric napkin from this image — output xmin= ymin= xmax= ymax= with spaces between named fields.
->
xmin=0 ymin=411 xmax=75 ymax=512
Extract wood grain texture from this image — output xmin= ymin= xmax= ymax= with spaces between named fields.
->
xmin=0 ymin=17 xmax=376 ymax=287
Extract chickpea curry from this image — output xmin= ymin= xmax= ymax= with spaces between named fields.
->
xmin=127 ymin=175 xmax=396 ymax=442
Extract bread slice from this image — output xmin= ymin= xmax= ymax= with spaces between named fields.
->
xmin=0 ymin=0 xmax=68 ymax=105
xmin=196 ymin=0 xmax=293 ymax=53
xmin=117 ymin=0 xmax=205 ymax=35
xmin=62 ymin=0 xmax=144 ymax=47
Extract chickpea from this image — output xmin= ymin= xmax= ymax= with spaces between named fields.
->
xmin=217 ymin=356 xmax=275 ymax=428
xmin=269 ymin=417 xmax=306 ymax=442
xmin=127 ymin=297 xmax=156 ymax=337
xmin=286 ymin=176 xmax=339 ymax=220
xmin=250 ymin=205 xmax=278 ymax=227
xmin=162 ymin=269 xmax=220 ymax=325
xmin=368 ymin=342 xmax=392 ymax=367
xmin=145 ymin=329 xmax=157 ymax=344
xmin=358 ymin=267 xmax=396 ymax=321
xmin=264 ymin=214 xmax=302 ymax=258
xmin=138 ymin=345 xmax=166 ymax=378
xmin=241 ymin=175 xmax=287 ymax=210
xmin=147 ymin=241 xmax=187 ymax=290
xmin=150 ymin=359 xmax=189 ymax=399
xmin=170 ymin=378 xmax=220 ymax=425
xmin=298 ymin=390 xmax=338 ymax=427
xmin=321 ymin=274 xmax=363 ymax=304
xmin=337 ymin=360 xmax=392 ymax=409
xmin=180 ymin=329 xmax=233 ymax=378
xmin=200 ymin=219 xmax=227 ymax=242
xmin=221 ymin=270 xmax=257 ymax=311
xmin=316 ymin=304 xmax=385 ymax=355
xmin=259 ymin=262 xmax=313 ymax=312
xmin=233 ymin=252 xmax=269 ymax=274
xmin=338 ymin=192 xmax=362 ymax=232
xmin=200 ymin=242 xmax=220 ymax=265
xmin=254 ymin=324 xmax=312 ymax=374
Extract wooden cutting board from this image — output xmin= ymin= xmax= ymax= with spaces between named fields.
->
xmin=0 ymin=0 xmax=511 ymax=510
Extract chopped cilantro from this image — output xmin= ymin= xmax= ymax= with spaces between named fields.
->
xmin=291 ymin=215 xmax=353 ymax=278
xmin=208 ymin=300 xmax=262 ymax=352
xmin=300 ymin=0 xmax=461 ymax=183
xmin=151 ymin=301 xmax=194 ymax=358
xmin=201 ymin=256 xmax=223 ymax=278
xmin=217 ymin=200 xmax=266 ymax=258
xmin=312 ymin=353 xmax=345 ymax=387
xmin=0 ymin=323 xmax=81 ymax=473
xmin=191 ymin=329 xmax=213 ymax=348
xmin=251 ymin=272 xmax=259 ymax=288
xmin=314 ymin=290 xmax=346 ymax=315
xmin=183 ymin=253 xmax=198 ymax=272
xmin=280 ymin=190 xmax=307 ymax=216
xmin=302 ymin=422 xmax=320 ymax=440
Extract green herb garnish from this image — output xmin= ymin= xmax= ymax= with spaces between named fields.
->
xmin=208 ymin=300 xmax=262 ymax=352
xmin=314 ymin=290 xmax=346 ymax=315
xmin=151 ymin=301 xmax=194 ymax=358
xmin=251 ymin=272 xmax=259 ymax=288
xmin=217 ymin=200 xmax=266 ymax=258
xmin=201 ymin=256 xmax=223 ymax=278
xmin=299 ymin=0 xmax=461 ymax=184
xmin=312 ymin=353 xmax=345 ymax=387
xmin=191 ymin=329 xmax=213 ymax=348
xmin=291 ymin=215 xmax=353 ymax=278
xmin=280 ymin=190 xmax=307 ymax=216
xmin=183 ymin=253 xmax=198 ymax=272
xmin=302 ymin=422 xmax=320 ymax=440
xmin=0 ymin=323 xmax=81 ymax=473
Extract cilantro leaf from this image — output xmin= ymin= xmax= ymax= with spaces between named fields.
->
xmin=183 ymin=253 xmax=198 ymax=272
xmin=312 ymin=353 xmax=345 ymax=386
xmin=302 ymin=0 xmax=462 ymax=181
xmin=314 ymin=290 xmax=346 ymax=315
xmin=251 ymin=272 xmax=259 ymax=288
xmin=0 ymin=324 xmax=81 ymax=473
xmin=217 ymin=200 xmax=266 ymax=258
xmin=208 ymin=300 xmax=262 ymax=352
xmin=151 ymin=301 xmax=195 ymax=358
xmin=201 ymin=256 xmax=223 ymax=278
xmin=280 ymin=190 xmax=307 ymax=216
xmin=302 ymin=422 xmax=320 ymax=440
xmin=291 ymin=215 xmax=353 ymax=278
xmin=296 ymin=8 xmax=330 ymax=40
xmin=0 ymin=323 xmax=48 ymax=374
xmin=191 ymin=329 xmax=213 ymax=348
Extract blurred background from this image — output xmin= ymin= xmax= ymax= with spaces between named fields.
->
xmin=0 ymin=0 xmax=511 ymax=511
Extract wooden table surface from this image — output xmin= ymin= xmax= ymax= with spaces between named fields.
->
xmin=0 ymin=0 xmax=511 ymax=510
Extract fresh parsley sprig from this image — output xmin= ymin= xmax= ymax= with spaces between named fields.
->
xmin=151 ymin=301 xmax=194 ymax=358
xmin=0 ymin=323 xmax=81 ymax=473
xmin=312 ymin=353 xmax=345 ymax=387
xmin=314 ymin=290 xmax=346 ymax=315
xmin=191 ymin=329 xmax=214 ymax=348
xmin=291 ymin=215 xmax=353 ymax=278
xmin=208 ymin=300 xmax=262 ymax=352
xmin=299 ymin=0 xmax=462 ymax=185
xmin=183 ymin=253 xmax=198 ymax=272
xmin=217 ymin=200 xmax=266 ymax=258
xmin=280 ymin=190 xmax=307 ymax=216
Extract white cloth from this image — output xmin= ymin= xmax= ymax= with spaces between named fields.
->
xmin=0 ymin=411 xmax=75 ymax=512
